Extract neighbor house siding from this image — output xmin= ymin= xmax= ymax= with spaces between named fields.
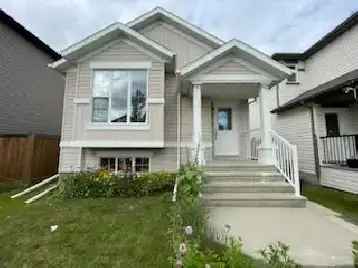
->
xmin=139 ymin=21 xmax=215 ymax=69
xmin=0 ymin=21 xmax=64 ymax=135
xmin=321 ymin=166 xmax=358 ymax=194
xmin=272 ymin=107 xmax=316 ymax=175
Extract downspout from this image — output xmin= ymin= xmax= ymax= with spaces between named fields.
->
xmin=308 ymin=104 xmax=321 ymax=183
xmin=176 ymin=74 xmax=182 ymax=169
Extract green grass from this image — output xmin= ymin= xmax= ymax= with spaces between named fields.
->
xmin=302 ymin=183 xmax=358 ymax=224
xmin=0 ymin=191 xmax=172 ymax=267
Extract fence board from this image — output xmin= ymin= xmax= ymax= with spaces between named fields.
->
xmin=0 ymin=134 xmax=60 ymax=183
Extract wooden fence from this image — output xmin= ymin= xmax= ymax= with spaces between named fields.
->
xmin=0 ymin=134 xmax=60 ymax=183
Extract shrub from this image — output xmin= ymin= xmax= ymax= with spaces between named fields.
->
xmin=260 ymin=241 xmax=298 ymax=268
xmin=58 ymin=171 xmax=175 ymax=199
xmin=353 ymin=241 xmax=358 ymax=268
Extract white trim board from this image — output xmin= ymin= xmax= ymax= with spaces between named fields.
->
xmin=90 ymin=61 xmax=152 ymax=69
xmin=60 ymin=140 xmax=164 ymax=148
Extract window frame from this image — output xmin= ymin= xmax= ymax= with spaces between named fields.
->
xmin=286 ymin=64 xmax=299 ymax=84
xmin=218 ymin=108 xmax=232 ymax=131
xmin=325 ymin=112 xmax=341 ymax=137
xmin=99 ymin=156 xmax=151 ymax=174
xmin=91 ymin=69 xmax=149 ymax=126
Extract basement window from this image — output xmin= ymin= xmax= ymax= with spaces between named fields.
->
xmin=99 ymin=157 xmax=149 ymax=174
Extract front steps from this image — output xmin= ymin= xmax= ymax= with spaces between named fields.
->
xmin=202 ymin=161 xmax=306 ymax=207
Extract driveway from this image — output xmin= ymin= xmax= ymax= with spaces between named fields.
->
xmin=209 ymin=201 xmax=358 ymax=267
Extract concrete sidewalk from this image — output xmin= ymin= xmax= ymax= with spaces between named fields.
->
xmin=209 ymin=201 xmax=358 ymax=267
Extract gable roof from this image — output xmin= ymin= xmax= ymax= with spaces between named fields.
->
xmin=272 ymin=11 xmax=358 ymax=62
xmin=50 ymin=21 xmax=175 ymax=70
xmin=127 ymin=6 xmax=224 ymax=47
xmin=180 ymin=39 xmax=292 ymax=79
xmin=271 ymin=68 xmax=358 ymax=113
xmin=0 ymin=9 xmax=60 ymax=60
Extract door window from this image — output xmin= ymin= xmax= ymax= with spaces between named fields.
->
xmin=218 ymin=108 xmax=232 ymax=130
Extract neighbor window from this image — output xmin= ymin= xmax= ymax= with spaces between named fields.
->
xmin=92 ymin=70 xmax=147 ymax=123
xmin=99 ymin=157 xmax=149 ymax=174
xmin=286 ymin=64 xmax=297 ymax=83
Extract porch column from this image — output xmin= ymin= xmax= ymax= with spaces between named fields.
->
xmin=258 ymin=84 xmax=273 ymax=164
xmin=192 ymin=83 xmax=203 ymax=164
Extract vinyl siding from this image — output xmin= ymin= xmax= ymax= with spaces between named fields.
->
xmin=272 ymin=107 xmax=316 ymax=174
xmin=59 ymin=147 xmax=82 ymax=173
xmin=60 ymin=39 xmax=165 ymax=145
xmin=321 ymin=166 xmax=358 ymax=194
xmin=164 ymin=74 xmax=178 ymax=143
xmin=0 ymin=21 xmax=64 ymax=135
xmin=139 ymin=21 xmax=214 ymax=69
xmin=205 ymin=58 xmax=259 ymax=75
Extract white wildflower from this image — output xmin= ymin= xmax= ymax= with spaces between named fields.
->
xmin=224 ymin=224 xmax=231 ymax=233
xmin=50 ymin=225 xmax=58 ymax=232
xmin=184 ymin=225 xmax=193 ymax=236
xmin=205 ymin=264 xmax=211 ymax=268
xmin=179 ymin=243 xmax=187 ymax=255
xmin=176 ymin=259 xmax=183 ymax=267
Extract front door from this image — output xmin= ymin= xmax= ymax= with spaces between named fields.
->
xmin=213 ymin=101 xmax=239 ymax=156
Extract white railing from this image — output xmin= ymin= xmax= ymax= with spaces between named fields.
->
xmin=270 ymin=130 xmax=300 ymax=196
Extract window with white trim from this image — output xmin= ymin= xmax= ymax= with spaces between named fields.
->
xmin=92 ymin=70 xmax=147 ymax=123
xmin=286 ymin=64 xmax=298 ymax=83
xmin=99 ymin=157 xmax=149 ymax=174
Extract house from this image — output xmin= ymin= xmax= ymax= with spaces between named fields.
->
xmin=0 ymin=9 xmax=64 ymax=135
xmin=51 ymin=7 xmax=308 ymax=207
xmin=0 ymin=9 xmax=64 ymax=182
xmin=265 ymin=11 xmax=358 ymax=194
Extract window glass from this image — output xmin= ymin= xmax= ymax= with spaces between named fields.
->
xmin=287 ymin=65 xmax=297 ymax=82
xmin=100 ymin=157 xmax=116 ymax=173
xmin=92 ymin=98 xmax=109 ymax=122
xmin=92 ymin=70 xmax=147 ymax=124
xmin=117 ymin=157 xmax=133 ymax=175
xmin=111 ymin=71 xmax=128 ymax=123
xmin=135 ymin=157 xmax=149 ymax=173
xmin=218 ymin=108 xmax=232 ymax=130
xmin=130 ymin=71 xmax=147 ymax=122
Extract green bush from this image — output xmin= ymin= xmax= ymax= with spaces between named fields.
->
xmin=353 ymin=241 xmax=358 ymax=268
xmin=58 ymin=171 xmax=175 ymax=199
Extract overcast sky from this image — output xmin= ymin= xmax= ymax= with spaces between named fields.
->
xmin=1 ymin=0 xmax=357 ymax=54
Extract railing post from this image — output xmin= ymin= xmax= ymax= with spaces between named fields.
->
xmin=292 ymin=144 xmax=300 ymax=196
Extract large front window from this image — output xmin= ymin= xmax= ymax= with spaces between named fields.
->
xmin=92 ymin=70 xmax=147 ymax=123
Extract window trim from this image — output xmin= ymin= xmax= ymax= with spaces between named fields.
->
xmin=286 ymin=63 xmax=299 ymax=84
xmin=98 ymin=156 xmax=151 ymax=174
xmin=91 ymin=68 xmax=150 ymax=126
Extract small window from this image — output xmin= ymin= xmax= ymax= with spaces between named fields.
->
xmin=286 ymin=65 xmax=297 ymax=83
xmin=325 ymin=113 xmax=340 ymax=137
xmin=218 ymin=108 xmax=232 ymax=130
xmin=135 ymin=158 xmax=149 ymax=173
xmin=117 ymin=158 xmax=133 ymax=175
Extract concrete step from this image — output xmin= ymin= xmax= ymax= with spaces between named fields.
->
xmin=204 ymin=164 xmax=276 ymax=173
xmin=203 ymin=182 xmax=295 ymax=194
xmin=202 ymin=193 xmax=306 ymax=207
xmin=205 ymin=172 xmax=285 ymax=183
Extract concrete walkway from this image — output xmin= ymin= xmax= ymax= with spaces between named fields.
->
xmin=209 ymin=201 xmax=358 ymax=267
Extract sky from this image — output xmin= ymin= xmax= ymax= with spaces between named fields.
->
xmin=1 ymin=0 xmax=357 ymax=55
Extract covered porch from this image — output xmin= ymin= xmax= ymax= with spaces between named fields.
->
xmin=178 ymin=40 xmax=292 ymax=166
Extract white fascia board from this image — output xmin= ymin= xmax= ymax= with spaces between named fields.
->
xmin=90 ymin=61 xmax=152 ymax=69
xmin=127 ymin=7 xmax=224 ymax=46
xmin=60 ymin=21 xmax=174 ymax=59
xmin=60 ymin=140 xmax=164 ymax=148
xmin=48 ymin=58 xmax=68 ymax=69
xmin=180 ymin=39 xmax=293 ymax=77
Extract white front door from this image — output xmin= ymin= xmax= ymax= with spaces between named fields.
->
xmin=213 ymin=101 xmax=240 ymax=156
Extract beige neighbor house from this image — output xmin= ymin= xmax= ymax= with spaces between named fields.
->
xmin=51 ymin=7 xmax=309 ymax=206
xmin=251 ymin=11 xmax=358 ymax=194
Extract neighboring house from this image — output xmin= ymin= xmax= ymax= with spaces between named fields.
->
xmin=51 ymin=6 xmax=293 ymax=175
xmin=265 ymin=11 xmax=358 ymax=194
xmin=0 ymin=9 xmax=64 ymax=135
xmin=0 ymin=9 xmax=64 ymax=182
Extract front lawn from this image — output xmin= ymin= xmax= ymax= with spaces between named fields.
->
xmin=0 ymin=192 xmax=172 ymax=267
xmin=302 ymin=183 xmax=358 ymax=224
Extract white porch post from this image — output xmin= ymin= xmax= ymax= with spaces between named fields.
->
xmin=258 ymin=84 xmax=273 ymax=164
xmin=192 ymin=83 xmax=203 ymax=164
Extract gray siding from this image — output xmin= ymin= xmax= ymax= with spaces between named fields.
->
xmin=139 ymin=21 xmax=214 ymax=69
xmin=0 ymin=21 xmax=64 ymax=135
xmin=321 ymin=166 xmax=358 ymax=194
